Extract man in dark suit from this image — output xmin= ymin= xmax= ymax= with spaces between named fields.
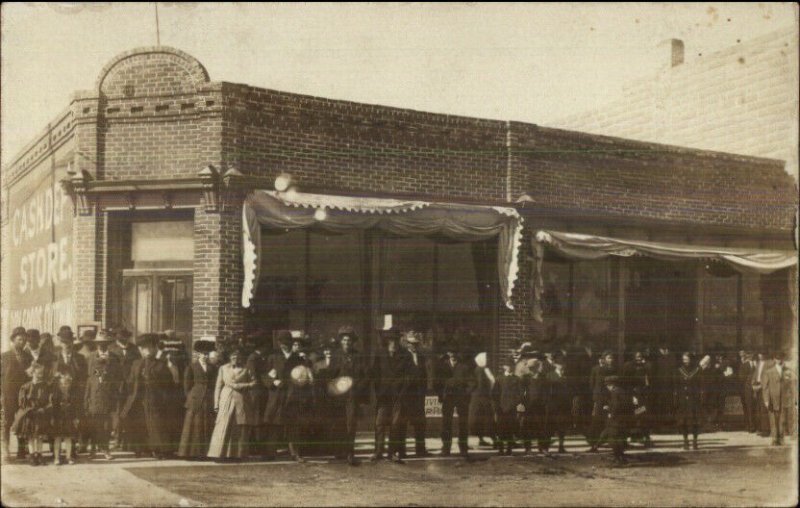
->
xmin=761 ymin=351 xmax=795 ymax=446
xmin=737 ymin=351 xmax=757 ymax=433
xmin=108 ymin=327 xmax=141 ymax=449
xmin=436 ymin=345 xmax=474 ymax=457
xmin=370 ymin=330 xmax=408 ymax=462
xmin=53 ymin=326 xmax=89 ymax=456
xmin=398 ymin=331 xmax=431 ymax=458
xmin=587 ymin=351 xmax=617 ymax=449
xmin=622 ymin=350 xmax=653 ymax=447
xmin=328 ymin=326 xmax=368 ymax=465
xmin=262 ymin=330 xmax=294 ymax=460
xmin=1 ymin=327 xmax=33 ymax=460
xmin=494 ymin=361 xmax=522 ymax=455
xmin=245 ymin=333 xmax=270 ymax=458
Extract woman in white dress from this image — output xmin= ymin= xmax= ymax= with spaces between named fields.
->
xmin=207 ymin=348 xmax=258 ymax=460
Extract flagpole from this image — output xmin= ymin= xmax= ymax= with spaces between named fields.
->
xmin=154 ymin=3 xmax=161 ymax=46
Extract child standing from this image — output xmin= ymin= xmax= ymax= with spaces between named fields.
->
xmin=11 ymin=362 xmax=55 ymax=466
xmin=84 ymin=357 xmax=117 ymax=459
xmin=52 ymin=371 xmax=81 ymax=465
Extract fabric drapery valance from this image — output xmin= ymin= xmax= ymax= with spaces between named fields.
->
xmin=242 ymin=190 xmax=523 ymax=310
xmin=532 ymin=230 xmax=798 ymax=322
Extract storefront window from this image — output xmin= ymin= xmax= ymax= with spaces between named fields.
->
xmin=382 ymin=236 xmax=435 ymax=311
xmin=573 ymin=259 xmax=612 ymax=339
xmin=704 ymin=273 xmax=738 ymax=324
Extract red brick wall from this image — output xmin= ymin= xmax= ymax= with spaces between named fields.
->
xmin=221 ymin=83 xmax=509 ymax=202
xmin=510 ymin=123 xmax=796 ymax=232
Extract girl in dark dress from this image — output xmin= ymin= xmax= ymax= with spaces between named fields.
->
xmin=52 ymin=371 xmax=82 ymax=465
xmin=12 ymin=363 xmax=55 ymax=465
xmin=674 ymin=352 xmax=704 ymax=450
xmin=178 ymin=340 xmax=218 ymax=459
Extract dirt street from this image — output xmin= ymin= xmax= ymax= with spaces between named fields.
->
xmin=1 ymin=432 xmax=796 ymax=507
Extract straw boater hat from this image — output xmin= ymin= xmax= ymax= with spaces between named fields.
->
xmin=57 ymin=326 xmax=75 ymax=341
xmin=92 ymin=330 xmax=114 ymax=344
xmin=403 ymin=331 xmax=420 ymax=344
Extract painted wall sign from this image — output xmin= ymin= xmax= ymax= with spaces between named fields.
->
xmin=1 ymin=160 xmax=73 ymax=345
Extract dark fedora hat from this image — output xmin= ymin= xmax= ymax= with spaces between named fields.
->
xmin=337 ymin=325 xmax=358 ymax=342
xmin=193 ymin=339 xmax=217 ymax=354
xmin=275 ymin=329 xmax=293 ymax=346
xmin=10 ymin=326 xmax=27 ymax=340
xmin=57 ymin=326 xmax=75 ymax=340
xmin=135 ymin=333 xmax=160 ymax=349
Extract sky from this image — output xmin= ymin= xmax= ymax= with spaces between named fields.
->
xmin=1 ymin=3 xmax=797 ymax=167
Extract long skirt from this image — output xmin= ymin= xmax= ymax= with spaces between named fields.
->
xmin=178 ymin=407 xmax=215 ymax=458
xmin=207 ymin=388 xmax=251 ymax=459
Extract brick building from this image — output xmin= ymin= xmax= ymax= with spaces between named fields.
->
xmin=1 ymin=46 xmax=797 ymax=365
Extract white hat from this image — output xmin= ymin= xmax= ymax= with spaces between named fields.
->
xmin=290 ymin=365 xmax=312 ymax=386
xmin=475 ymin=352 xmax=487 ymax=368
xmin=327 ymin=376 xmax=353 ymax=396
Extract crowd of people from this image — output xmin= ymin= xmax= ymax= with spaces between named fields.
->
xmin=1 ymin=324 xmax=795 ymax=468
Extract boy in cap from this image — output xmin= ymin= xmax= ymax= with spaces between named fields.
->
xmin=591 ymin=375 xmax=633 ymax=465
xmin=2 ymin=327 xmax=33 ymax=460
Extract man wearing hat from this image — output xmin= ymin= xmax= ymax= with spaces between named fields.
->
xmin=261 ymin=330 xmax=294 ymax=460
xmin=587 ymin=350 xmax=618 ymax=449
xmin=436 ymin=344 xmax=474 ymax=457
xmin=120 ymin=333 xmax=174 ymax=458
xmin=108 ymin=327 xmax=141 ymax=450
xmin=311 ymin=338 xmax=338 ymax=456
xmin=2 ymin=327 xmax=33 ymax=460
xmin=53 ymin=326 xmax=89 ymax=456
xmin=327 ymin=326 xmax=367 ymax=465
xmin=398 ymin=331 xmax=431 ymax=458
xmin=370 ymin=328 xmax=408 ymax=462
xmin=245 ymin=332 xmax=271 ymax=458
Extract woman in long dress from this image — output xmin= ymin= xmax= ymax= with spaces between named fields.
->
xmin=178 ymin=340 xmax=218 ymax=459
xmin=207 ymin=348 xmax=258 ymax=460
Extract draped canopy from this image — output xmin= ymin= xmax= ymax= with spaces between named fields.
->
xmin=532 ymin=230 xmax=798 ymax=322
xmin=242 ymin=190 xmax=523 ymax=310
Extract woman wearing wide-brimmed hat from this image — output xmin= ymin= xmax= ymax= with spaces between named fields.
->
xmin=120 ymin=334 xmax=175 ymax=459
xmin=207 ymin=346 xmax=258 ymax=460
xmin=178 ymin=339 xmax=218 ymax=459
